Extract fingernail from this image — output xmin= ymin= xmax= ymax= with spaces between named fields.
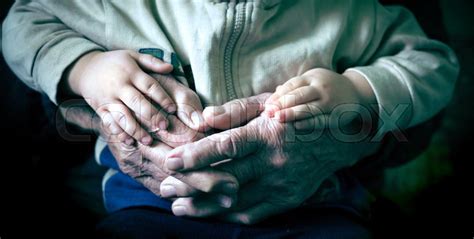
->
xmin=218 ymin=195 xmax=233 ymax=208
xmin=166 ymin=157 xmax=184 ymax=171
xmin=159 ymin=120 xmax=168 ymax=131
xmin=166 ymin=105 xmax=177 ymax=114
xmin=172 ymin=205 xmax=187 ymax=216
xmin=141 ymin=136 xmax=152 ymax=145
xmin=160 ymin=185 xmax=177 ymax=198
xmin=223 ymin=182 xmax=238 ymax=194
xmin=207 ymin=106 xmax=225 ymax=116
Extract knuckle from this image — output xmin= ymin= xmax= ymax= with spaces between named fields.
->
xmin=139 ymin=54 xmax=153 ymax=64
xmin=172 ymin=172 xmax=185 ymax=180
xmin=158 ymin=95 xmax=174 ymax=108
xmin=179 ymin=91 xmax=199 ymax=105
xmin=214 ymin=133 xmax=239 ymax=158
xmin=269 ymin=154 xmax=287 ymax=168
xmin=128 ymin=94 xmax=143 ymax=108
xmin=233 ymin=99 xmax=247 ymax=112
xmin=117 ymin=132 xmax=129 ymax=142
xmin=197 ymin=176 xmax=221 ymax=193
xmin=145 ymin=82 xmax=159 ymax=95
xmin=143 ymin=80 xmax=160 ymax=95
xmin=181 ymin=185 xmax=196 ymax=196
xmin=139 ymin=159 xmax=149 ymax=173
xmin=296 ymin=90 xmax=305 ymax=100
xmin=141 ymin=177 xmax=161 ymax=195
xmin=119 ymin=163 xmax=138 ymax=177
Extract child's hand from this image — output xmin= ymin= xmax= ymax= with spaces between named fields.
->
xmin=264 ymin=68 xmax=374 ymax=129
xmin=65 ymin=50 xmax=178 ymax=145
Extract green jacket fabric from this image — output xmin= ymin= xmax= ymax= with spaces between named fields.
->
xmin=2 ymin=0 xmax=459 ymax=135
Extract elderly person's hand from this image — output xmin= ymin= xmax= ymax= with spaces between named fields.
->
xmin=58 ymin=79 xmax=239 ymax=199
xmin=160 ymin=93 xmax=380 ymax=224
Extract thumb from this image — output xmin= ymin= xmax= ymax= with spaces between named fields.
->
xmin=165 ymin=125 xmax=260 ymax=172
xmin=129 ymin=51 xmax=174 ymax=74
xmin=203 ymin=93 xmax=271 ymax=130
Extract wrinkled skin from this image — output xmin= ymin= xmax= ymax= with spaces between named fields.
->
xmin=61 ymin=93 xmax=380 ymax=225
xmin=162 ymin=93 xmax=381 ymax=224
xmin=60 ymin=99 xmax=239 ymax=199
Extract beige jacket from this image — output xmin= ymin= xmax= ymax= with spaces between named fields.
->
xmin=2 ymin=0 xmax=459 ymax=134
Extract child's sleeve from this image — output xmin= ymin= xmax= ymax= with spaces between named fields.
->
xmin=2 ymin=0 xmax=105 ymax=104
xmin=345 ymin=3 xmax=459 ymax=135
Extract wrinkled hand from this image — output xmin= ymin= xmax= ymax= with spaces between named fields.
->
xmin=59 ymin=101 xmax=239 ymax=199
xmin=161 ymin=93 xmax=380 ymax=224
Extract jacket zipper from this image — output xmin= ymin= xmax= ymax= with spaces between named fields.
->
xmin=223 ymin=2 xmax=246 ymax=101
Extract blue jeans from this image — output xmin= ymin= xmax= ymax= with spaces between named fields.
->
xmin=95 ymin=206 xmax=372 ymax=239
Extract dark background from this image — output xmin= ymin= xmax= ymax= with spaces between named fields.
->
xmin=0 ymin=0 xmax=473 ymax=238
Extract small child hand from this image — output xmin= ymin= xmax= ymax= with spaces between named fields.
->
xmin=66 ymin=50 xmax=177 ymax=145
xmin=264 ymin=68 xmax=372 ymax=130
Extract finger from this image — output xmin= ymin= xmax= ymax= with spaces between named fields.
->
xmin=134 ymin=144 xmax=175 ymax=193
xmin=101 ymin=111 xmax=123 ymax=135
xmin=216 ymin=154 xmax=264 ymax=186
xmin=229 ymin=180 xmax=267 ymax=211
xmin=266 ymin=77 xmax=307 ymax=103
xmin=222 ymin=202 xmax=287 ymax=225
xmin=116 ymin=131 xmax=135 ymax=146
xmin=119 ymin=86 xmax=169 ymax=132
xmin=165 ymin=127 xmax=259 ymax=171
xmin=135 ymin=176 xmax=162 ymax=196
xmin=172 ymin=194 xmax=235 ymax=217
xmin=153 ymin=115 xmax=204 ymax=148
xmin=160 ymin=176 xmax=199 ymax=198
xmin=106 ymin=102 xmax=153 ymax=145
xmin=170 ymin=169 xmax=238 ymax=194
xmin=133 ymin=72 xmax=176 ymax=113
xmin=274 ymin=101 xmax=324 ymax=123
xmin=138 ymin=139 xmax=173 ymax=170
xmin=275 ymin=85 xmax=321 ymax=110
xmin=97 ymin=108 xmax=134 ymax=145
xmin=203 ymin=93 xmax=270 ymax=130
xmin=129 ymin=51 xmax=174 ymax=74
xmin=155 ymin=74 xmax=207 ymax=132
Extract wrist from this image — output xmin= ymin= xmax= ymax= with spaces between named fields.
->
xmin=59 ymin=51 xmax=102 ymax=101
xmin=343 ymin=70 xmax=376 ymax=108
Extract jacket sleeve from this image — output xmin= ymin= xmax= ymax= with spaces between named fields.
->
xmin=2 ymin=0 xmax=105 ymax=104
xmin=346 ymin=3 xmax=459 ymax=135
